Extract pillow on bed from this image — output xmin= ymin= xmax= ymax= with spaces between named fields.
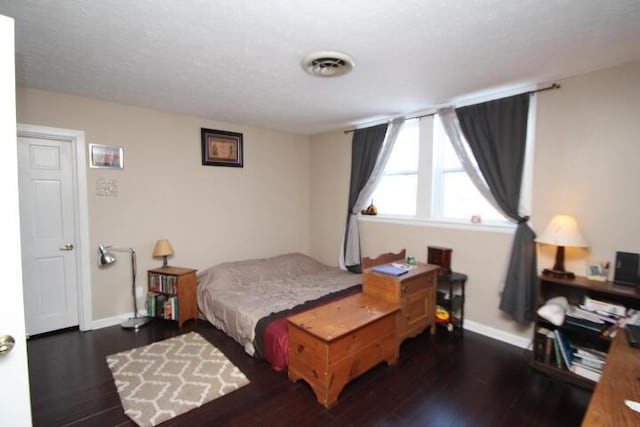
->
xmin=197 ymin=253 xmax=336 ymax=288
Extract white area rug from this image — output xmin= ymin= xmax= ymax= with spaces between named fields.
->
xmin=107 ymin=332 xmax=249 ymax=427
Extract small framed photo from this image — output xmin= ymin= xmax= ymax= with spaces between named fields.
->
xmin=587 ymin=262 xmax=609 ymax=282
xmin=89 ymin=143 xmax=124 ymax=169
xmin=201 ymin=128 xmax=243 ymax=167
xmin=588 ymin=265 xmax=604 ymax=276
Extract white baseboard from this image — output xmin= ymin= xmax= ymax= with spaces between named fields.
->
xmin=92 ymin=312 xmax=532 ymax=350
xmin=91 ymin=310 xmax=147 ymax=330
xmin=464 ymin=319 xmax=531 ymax=350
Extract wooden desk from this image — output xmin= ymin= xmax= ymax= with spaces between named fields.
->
xmin=287 ymin=293 xmax=399 ymax=408
xmin=582 ymin=329 xmax=640 ymax=426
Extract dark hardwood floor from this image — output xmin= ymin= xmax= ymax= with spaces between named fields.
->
xmin=27 ymin=320 xmax=591 ymax=426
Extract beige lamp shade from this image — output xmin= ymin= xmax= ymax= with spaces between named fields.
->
xmin=152 ymin=239 xmax=174 ymax=267
xmin=535 ymin=214 xmax=588 ymax=247
xmin=153 ymin=239 xmax=174 ymax=257
xmin=535 ymin=214 xmax=588 ymax=279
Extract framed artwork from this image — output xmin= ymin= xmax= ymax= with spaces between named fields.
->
xmin=201 ymin=128 xmax=243 ymax=167
xmin=89 ymin=143 xmax=124 ymax=169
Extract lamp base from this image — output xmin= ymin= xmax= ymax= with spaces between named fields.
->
xmin=121 ymin=316 xmax=150 ymax=330
xmin=542 ymin=268 xmax=576 ymax=280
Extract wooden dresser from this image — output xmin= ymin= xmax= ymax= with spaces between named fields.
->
xmin=363 ymin=262 xmax=439 ymax=345
xmin=287 ymin=293 xmax=399 ymax=408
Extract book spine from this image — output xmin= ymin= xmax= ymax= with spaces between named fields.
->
xmin=552 ymin=336 xmax=563 ymax=369
xmin=544 ymin=335 xmax=553 ymax=365
xmin=554 ymin=329 xmax=573 ymax=368
xmin=535 ymin=330 xmax=546 ymax=362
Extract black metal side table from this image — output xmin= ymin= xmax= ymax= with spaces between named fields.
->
xmin=437 ymin=272 xmax=467 ymax=334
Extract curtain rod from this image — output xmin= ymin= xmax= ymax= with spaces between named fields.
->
xmin=343 ymin=83 xmax=560 ymax=135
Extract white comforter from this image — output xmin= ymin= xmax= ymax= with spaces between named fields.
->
xmin=197 ymin=253 xmax=362 ymax=356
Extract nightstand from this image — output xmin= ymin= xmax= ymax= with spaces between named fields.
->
xmin=147 ymin=267 xmax=197 ymax=327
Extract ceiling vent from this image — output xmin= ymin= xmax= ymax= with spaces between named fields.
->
xmin=302 ymin=51 xmax=355 ymax=77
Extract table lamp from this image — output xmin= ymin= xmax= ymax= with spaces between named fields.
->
xmin=152 ymin=239 xmax=174 ymax=268
xmin=535 ymin=214 xmax=588 ymax=279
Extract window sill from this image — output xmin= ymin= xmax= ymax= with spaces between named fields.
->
xmin=358 ymin=214 xmax=517 ymax=234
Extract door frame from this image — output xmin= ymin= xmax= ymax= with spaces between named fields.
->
xmin=17 ymin=124 xmax=93 ymax=332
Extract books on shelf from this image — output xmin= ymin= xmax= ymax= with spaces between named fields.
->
xmin=564 ymin=316 xmax=607 ymax=333
xmin=572 ymin=354 xmax=606 ymax=371
xmin=570 ymin=363 xmax=602 ymax=382
xmin=534 ymin=327 xmax=551 ymax=363
xmin=146 ymin=293 xmax=179 ymax=321
xmin=534 ymin=327 xmax=607 ymax=382
xmin=554 ymin=329 xmax=573 ymax=369
xmin=582 ymin=296 xmax=626 ymax=317
xmin=148 ymin=273 xmax=178 ymax=294
xmin=567 ymin=306 xmax=608 ymax=324
xmin=569 ymin=344 xmax=606 ymax=382
xmin=563 ymin=304 xmax=624 ymax=336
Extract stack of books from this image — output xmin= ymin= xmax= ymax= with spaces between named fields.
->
xmin=570 ymin=346 xmax=607 ymax=382
xmin=563 ymin=297 xmax=627 ymax=338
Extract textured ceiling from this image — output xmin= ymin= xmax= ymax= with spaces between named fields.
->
xmin=1 ymin=0 xmax=640 ymax=135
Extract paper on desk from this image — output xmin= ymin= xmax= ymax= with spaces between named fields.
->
xmin=624 ymin=400 xmax=640 ymax=413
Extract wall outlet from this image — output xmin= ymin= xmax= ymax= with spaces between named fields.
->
xmin=135 ymin=286 xmax=143 ymax=298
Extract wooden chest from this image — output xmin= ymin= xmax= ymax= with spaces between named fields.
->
xmin=287 ymin=293 xmax=399 ymax=408
xmin=363 ymin=262 xmax=439 ymax=345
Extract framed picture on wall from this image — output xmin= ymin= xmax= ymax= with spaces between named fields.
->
xmin=89 ymin=143 xmax=124 ymax=169
xmin=201 ymin=128 xmax=243 ymax=167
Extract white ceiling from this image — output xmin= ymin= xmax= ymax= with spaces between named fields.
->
xmin=2 ymin=0 xmax=640 ymax=135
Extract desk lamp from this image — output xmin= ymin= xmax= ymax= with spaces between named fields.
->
xmin=535 ymin=214 xmax=588 ymax=279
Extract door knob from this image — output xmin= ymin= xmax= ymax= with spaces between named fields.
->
xmin=0 ymin=335 xmax=15 ymax=355
xmin=59 ymin=243 xmax=74 ymax=251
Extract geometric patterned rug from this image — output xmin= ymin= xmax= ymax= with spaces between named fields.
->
xmin=106 ymin=332 xmax=249 ymax=427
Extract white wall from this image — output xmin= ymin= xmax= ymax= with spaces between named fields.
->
xmin=533 ymin=61 xmax=640 ymax=272
xmin=16 ymin=88 xmax=311 ymax=321
xmin=309 ymin=61 xmax=640 ymax=344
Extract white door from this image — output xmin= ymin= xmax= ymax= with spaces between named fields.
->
xmin=18 ymin=136 xmax=80 ymax=336
xmin=0 ymin=14 xmax=33 ymax=426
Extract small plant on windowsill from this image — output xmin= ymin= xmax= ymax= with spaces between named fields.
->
xmin=361 ymin=200 xmax=378 ymax=215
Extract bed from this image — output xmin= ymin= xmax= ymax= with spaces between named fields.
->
xmin=196 ymin=253 xmax=364 ymax=370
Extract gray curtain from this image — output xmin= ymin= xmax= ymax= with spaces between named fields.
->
xmin=455 ymin=93 xmax=537 ymax=324
xmin=343 ymin=123 xmax=388 ymax=273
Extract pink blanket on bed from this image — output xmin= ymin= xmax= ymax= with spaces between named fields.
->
xmin=263 ymin=288 xmax=362 ymax=371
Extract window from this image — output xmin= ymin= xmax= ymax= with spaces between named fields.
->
xmin=431 ymin=115 xmax=506 ymax=223
xmin=370 ymin=114 xmax=515 ymax=226
xmin=369 ymin=120 xmax=419 ymax=216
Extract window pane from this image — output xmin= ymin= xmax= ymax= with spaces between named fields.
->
xmin=371 ymin=174 xmax=417 ymax=216
xmin=442 ymin=171 xmax=505 ymax=222
xmin=384 ymin=121 xmax=419 ymax=173
xmin=434 ymin=115 xmax=461 ymax=169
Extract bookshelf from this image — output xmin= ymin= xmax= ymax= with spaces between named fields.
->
xmin=531 ymin=274 xmax=640 ymax=389
xmin=147 ymin=266 xmax=197 ymax=327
